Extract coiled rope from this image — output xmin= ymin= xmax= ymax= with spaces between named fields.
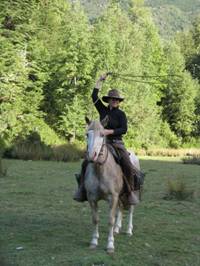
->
xmin=105 ymin=72 xmax=182 ymax=85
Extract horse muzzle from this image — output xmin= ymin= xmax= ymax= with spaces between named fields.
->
xmin=87 ymin=151 xmax=98 ymax=162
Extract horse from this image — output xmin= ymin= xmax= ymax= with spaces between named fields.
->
xmin=84 ymin=117 xmax=140 ymax=253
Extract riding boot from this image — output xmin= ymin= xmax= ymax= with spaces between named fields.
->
xmin=73 ymin=173 xmax=87 ymax=202
xmin=128 ymin=191 xmax=139 ymax=205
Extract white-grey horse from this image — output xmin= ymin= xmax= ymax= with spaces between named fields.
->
xmin=84 ymin=118 xmax=140 ymax=253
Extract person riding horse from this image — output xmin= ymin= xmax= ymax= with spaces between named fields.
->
xmin=74 ymin=73 xmax=144 ymax=205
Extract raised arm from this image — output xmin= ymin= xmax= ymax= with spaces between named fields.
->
xmin=91 ymin=74 xmax=108 ymax=113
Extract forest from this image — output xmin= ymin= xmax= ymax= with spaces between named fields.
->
xmin=0 ymin=0 xmax=200 ymax=163
xmin=80 ymin=0 xmax=200 ymax=37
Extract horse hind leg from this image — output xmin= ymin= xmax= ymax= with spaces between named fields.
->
xmin=114 ymin=207 xmax=122 ymax=234
xmin=107 ymin=194 xmax=118 ymax=254
xmin=126 ymin=205 xmax=134 ymax=236
xmin=89 ymin=201 xmax=99 ymax=249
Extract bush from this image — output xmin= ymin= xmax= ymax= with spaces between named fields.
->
xmin=182 ymin=155 xmax=200 ymax=165
xmin=35 ymin=119 xmax=64 ymax=145
xmin=52 ymin=144 xmax=84 ymax=162
xmin=4 ymin=132 xmax=84 ymax=162
xmin=0 ymin=157 xmax=7 ymax=177
xmin=135 ymin=148 xmax=200 ymax=157
xmin=159 ymin=122 xmax=182 ymax=148
xmin=182 ymin=137 xmax=200 ymax=148
xmin=163 ymin=177 xmax=194 ymax=200
xmin=9 ymin=142 xmax=53 ymax=161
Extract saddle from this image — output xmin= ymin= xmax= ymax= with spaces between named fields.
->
xmin=107 ymin=143 xmax=121 ymax=165
xmin=107 ymin=141 xmax=145 ymax=196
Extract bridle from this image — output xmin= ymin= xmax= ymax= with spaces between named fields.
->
xmin=87 ymin=134 xmax=109 ymax=165
xmin=97 ymin=141 xmax=109 ymax=165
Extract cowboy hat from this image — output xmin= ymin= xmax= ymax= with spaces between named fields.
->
xmin=102 ymin=89 xmax=124 ymax=103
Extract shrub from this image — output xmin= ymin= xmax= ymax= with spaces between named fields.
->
xmin=159 ymin=122 xmax=182 ymax=148
xmin=135 ymin=148 xmax=200 ymax=157
xmin=0 ymin=157 xmax=7 ymax=177
xmin=6 ymin=143 xmax=84 ymax=162
xmin=35 ymin=119 xmax=64 ymax=145
xmin=182 ymin=137 xmax=200 ymax=148
xmin=4 ymin=132 xmax=84 ymax=162
xmin=52 ymin=144 xmax=84 ymax=162
xmin=182 ymin=155 xmax=200 ymax=165
xmin=164 ymin=177 xmax=194 ymax=200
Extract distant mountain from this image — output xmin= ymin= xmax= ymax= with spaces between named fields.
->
xmin=145 ymin=0 xmax=200 ymax=12
xmin=76 ymin=0 xmax=200 ymax=38
xmin=145 ymin=0 xmax=200 ymax=37
xmin=78 ymin=0 xmax=108 ymax=20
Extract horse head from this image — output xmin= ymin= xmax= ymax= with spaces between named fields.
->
xmin=85 ymin=116 xmax=108 ymax=162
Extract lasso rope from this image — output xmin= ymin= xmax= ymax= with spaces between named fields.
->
xmin=87 ymin=71 xmax=182 ymax=118
xmin=105 ymin=72 xmax=182 ymax=84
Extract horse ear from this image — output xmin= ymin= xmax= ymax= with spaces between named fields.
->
xmin=85 ymin=116 xmax=91 ymax=125
xmin=101 ymin=115 xmax=109 ymax=127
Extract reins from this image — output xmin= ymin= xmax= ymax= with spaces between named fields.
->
xmin=87 ymin=136 xmax=109 ymax=165
xmin=97 ymin=138 xmax=109 ymax=165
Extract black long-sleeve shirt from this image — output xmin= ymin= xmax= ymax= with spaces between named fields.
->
xmin=91 ymin=88 xmax=127 ymax=141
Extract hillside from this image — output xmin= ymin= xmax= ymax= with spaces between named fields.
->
xmin=145 ymin=0 xmax=200 ymax=37
xmin=79 ymin=0 xmax=108 ymax=20
xmin=78 ymin=0 xmax=200 ymax=37
xmin=145 ymin=0 xmax=200 ymax=12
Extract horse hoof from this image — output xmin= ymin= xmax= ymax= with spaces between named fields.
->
xmin=89 ymin=244 xmax=97 ymax=250
xmin=107 ymin=248 xmax=114 ymax=254
xmin=126 ymin=228 xmax=133 ymax=236
xmin=114 ymin=227 xmax=120 ymax=234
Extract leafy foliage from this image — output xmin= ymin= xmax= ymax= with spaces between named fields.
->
xmin=146 ymin=0 xmax=200 ymax=12
xmin=0 ymin=0 xmax=200 ymax=157
xmin=76 ymin=0 xmax=200 ymax=38
xmin=176 ymin=16 xmax=200 ymax=137
xmin=160 ymin=42 xmax=198 ymax=139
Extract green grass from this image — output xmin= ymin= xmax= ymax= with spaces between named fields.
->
xmin=0 ymin=157 xmax=200 ymax=266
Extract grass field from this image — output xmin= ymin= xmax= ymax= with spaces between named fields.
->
xmin=0 ymin=158 xmax=200 ymax=266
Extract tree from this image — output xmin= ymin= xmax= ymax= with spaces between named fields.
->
xmin=160 ymin=42 xmax=198 ymax=138
xmin=91 ymin=1 xmax=167 ymax=148
xmin=0 ymin=0 xmax=49 ymax=150
xmin=0 ymin=36 xmax=44 ymax=145
xmin=175 ymin=17 xmax=200 ymax=137
xmin=36 ymin=1 xmax=94 ymax=137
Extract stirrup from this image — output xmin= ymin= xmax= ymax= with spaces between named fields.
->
xmin=139 ymin=172 xmax=145 ymax=186
xmin=73 ymin=186 xmax=87 ymax=202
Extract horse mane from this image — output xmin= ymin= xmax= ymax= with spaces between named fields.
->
xmin=87 ymin=120 xmax=104 ymax=132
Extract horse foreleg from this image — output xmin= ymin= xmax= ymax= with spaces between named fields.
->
xmin=107 ymin=195 xmax=118 ymax=253
xmin=89 ymin=201 xmax=99 ymax=249
xmin=114 ymin=207 xmax=122 ymax=234
xmin=127 ymin=205 xmax=134 ymax=236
